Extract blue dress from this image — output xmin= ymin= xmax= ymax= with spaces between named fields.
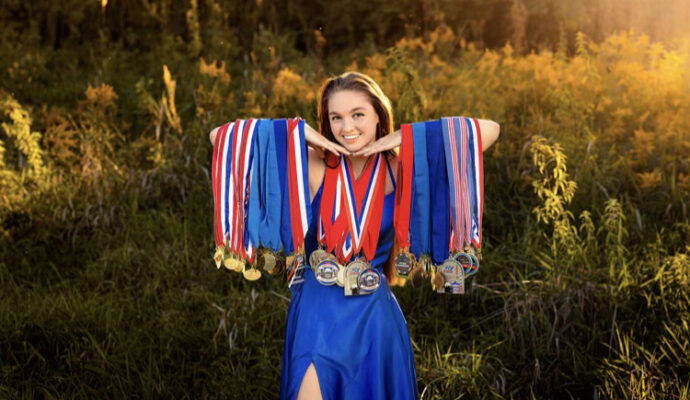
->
xmin=279 ymin=162 xmax=418 ymax=400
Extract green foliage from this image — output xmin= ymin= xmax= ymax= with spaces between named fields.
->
xmin=1 ymin=2 xmax=689 ymax=398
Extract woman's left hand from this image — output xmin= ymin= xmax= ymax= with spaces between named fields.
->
xmin=351 ymin=129 xmax=401 ymax=157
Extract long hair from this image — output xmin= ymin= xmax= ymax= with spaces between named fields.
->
xmin=317 ymin=71 xmax=398 ymax=283
xmin=317 ymin=71 xmax=395 ymax=161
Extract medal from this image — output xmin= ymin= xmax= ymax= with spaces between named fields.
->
xmin=214 ymin=246 xmax=224 ymax=269
xmin=260 ymin=250 xmax=277 ymax=272
xmin=358 ymin=267 xmax=381 ymax=293
xmin=344 ymin=258 xmax=368 ymax=296
xmin=287 ymin=253 xmax=306 ymax=288
xmin=437 ymin=257 xmax=464 ymax=294
xmin=431 ymin=265 xmax=445 ymax=292
xmin=242 ymin=262 xmax=262 ymax=281
xmin=454 ymin=252 xmax=473 ymax=276
xmin=409 ymin=263 xmax=424 ymax=288
xmin=394 ymin=249 xmax=415 ymax=277
xmin=309 ymin=248 xmax=332 ymax=271
xmin=315 ymin=259 xmax=340 ymax=286
xmin=336 ymin=266 xmax=346 ymax=287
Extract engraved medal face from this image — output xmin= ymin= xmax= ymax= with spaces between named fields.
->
xmin=344 ymin=259 xmax=368 ymax=296
xmin=394 ymin=252 xmax=413 ymax=277
xmin=315 ymin=260 xmax=340 ymax=286
xmin=358 ymin=268 xmax=381 ymax=292
xmin=454 ymin=253 xmax=473 ymax=276
xmin=440 ymin=258 xmax=464 ymax=294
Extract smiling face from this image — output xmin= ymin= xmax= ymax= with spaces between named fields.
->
xmin=327 ymin=89 xmax=380 ymax=153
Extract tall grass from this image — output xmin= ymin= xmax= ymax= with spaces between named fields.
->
xmin=1 ymin=22 xmax=689 ymax=399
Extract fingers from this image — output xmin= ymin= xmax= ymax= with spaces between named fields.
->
xmin=329 ymin=143 xmax=351 ymax=156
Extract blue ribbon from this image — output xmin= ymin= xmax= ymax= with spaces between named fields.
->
xmin=426 ymin=119 xmax=449 ymax=264
xmin=274 ymin=119 xmax=293 ymax=254
xmin=247 ymin=120 xmax=265 ymax=249
xmin=410 ymin=122 xmax=430 ymax=258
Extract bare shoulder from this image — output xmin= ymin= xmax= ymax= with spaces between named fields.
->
xmin=476 ymin=119 xmax=500 ymax=151
xmin=307 ymin=147 xmax=326 ymax=201
xmin=209 ymin=125 xmax=222 ymax=144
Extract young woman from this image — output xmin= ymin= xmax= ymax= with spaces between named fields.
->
xmin=209 ymin=71 xmax=500 ymax=400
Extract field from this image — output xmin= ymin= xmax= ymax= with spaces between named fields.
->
xmin=1 ymin=1 xmax=689 ymax=398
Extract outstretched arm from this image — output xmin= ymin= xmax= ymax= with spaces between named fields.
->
xmin=353 ymin=118 xmax=500 ymax=157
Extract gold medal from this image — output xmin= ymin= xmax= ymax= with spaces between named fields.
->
xmin=432 ymin=267 xmax=445 ymax=292
xmin=214 ymin=246 xmax=224 ymax=269
xmin=309 ymin=248 xmax=331 ymax=272
xmin=260 ymin=251 xmax=277 ymax=273
xmin=336 ymin=266 xmax=346 ymax=287
xmin=409 ymin=263 xmax=424 ymax=288
xmin=242 ymin=264 xmax=262 ymax=281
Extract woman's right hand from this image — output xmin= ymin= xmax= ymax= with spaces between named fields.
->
xmin=304 ymin=122 xmax=350 ymax=157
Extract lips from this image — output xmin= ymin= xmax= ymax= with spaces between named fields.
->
xmin=343 ymin=133 xmax=361 ymax=141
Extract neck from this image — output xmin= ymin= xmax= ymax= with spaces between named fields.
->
xmin=347 ymin=154 xmax=372 ymax=179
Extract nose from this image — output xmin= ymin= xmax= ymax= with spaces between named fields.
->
xmin=342 ymin=118 xmax=356 ymax=133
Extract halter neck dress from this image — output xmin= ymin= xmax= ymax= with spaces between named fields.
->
xmin=279 ymin=158 xmax=418 ymax=400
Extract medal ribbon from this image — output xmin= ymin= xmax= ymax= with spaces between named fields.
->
xmin=426 ymin=118 xmax=450 ymax=264
xmin=287 ymin=118 xmax=311 ymax=253
xmin=394 ymin=124 xmax=414 ymax=250
xmin=442 ymin=117 xmax=467 ymax=251
xmin=212 ymin=121 xmax=232 ymax=248
xmin=410 ymin=122 xmax=430 ymax=258
xmin=467 ymin=117 xmax=484 ymax=248
xmin=319 ymin=155 xmax=343 ymax=251
xmin=231 ymin=119 xmax=254 ymax=258
xmin=337 ymin=153 xmax=386 ymax=261
xmin=241 ymin=119 xmax=259 ymax=262
xmin=458 ymin=117 xmax=472 ymax=248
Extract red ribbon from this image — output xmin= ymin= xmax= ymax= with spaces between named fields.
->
xmin=394 ymin=124 xmax=414 ymax=250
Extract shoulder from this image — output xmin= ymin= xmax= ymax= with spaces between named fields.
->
xmin=475 ymin=119 xmax=500 ymax=151
xmin=209 ymin=126 xmax=221 ymax=144
xmin=308 ymin=147 xmax=326 ymax=200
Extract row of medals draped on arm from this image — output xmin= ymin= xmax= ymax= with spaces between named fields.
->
xmin=215 ymin=246 xmax=383 ymax=296
xmin=215 ymin=243 xmax=480 ymax=295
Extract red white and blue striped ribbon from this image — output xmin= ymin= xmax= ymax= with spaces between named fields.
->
xmin=287 ymin=118 xmax=310 ymax=253
xmin=240 ymin=119 xmax=259 ymax=262
xmin=338 ymin=153 xmax=385 ymax=260
xmin=212 ymin=121 xmax=233 ymax=248
xmin=467 ymin=117 xmax=484 ymax=248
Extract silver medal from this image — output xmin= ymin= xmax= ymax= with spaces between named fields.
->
xmin=315 ymin=259 xmax=340 ymax=286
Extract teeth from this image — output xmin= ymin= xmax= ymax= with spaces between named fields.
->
xmin=344 ymin=134 xmax=361 ymax=139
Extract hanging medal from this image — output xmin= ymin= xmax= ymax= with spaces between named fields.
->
xmin=285 ymin=118 xmax=311 ymax=288
xmin=393 ymin=124 xmax=416 ymax=277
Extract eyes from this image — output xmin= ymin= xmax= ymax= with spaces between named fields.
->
xmin=331 ymin=112 xmax=364 ymax=121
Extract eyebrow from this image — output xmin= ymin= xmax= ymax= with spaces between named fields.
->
xmin=329 ymin=107 xmax=366 ymax=116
